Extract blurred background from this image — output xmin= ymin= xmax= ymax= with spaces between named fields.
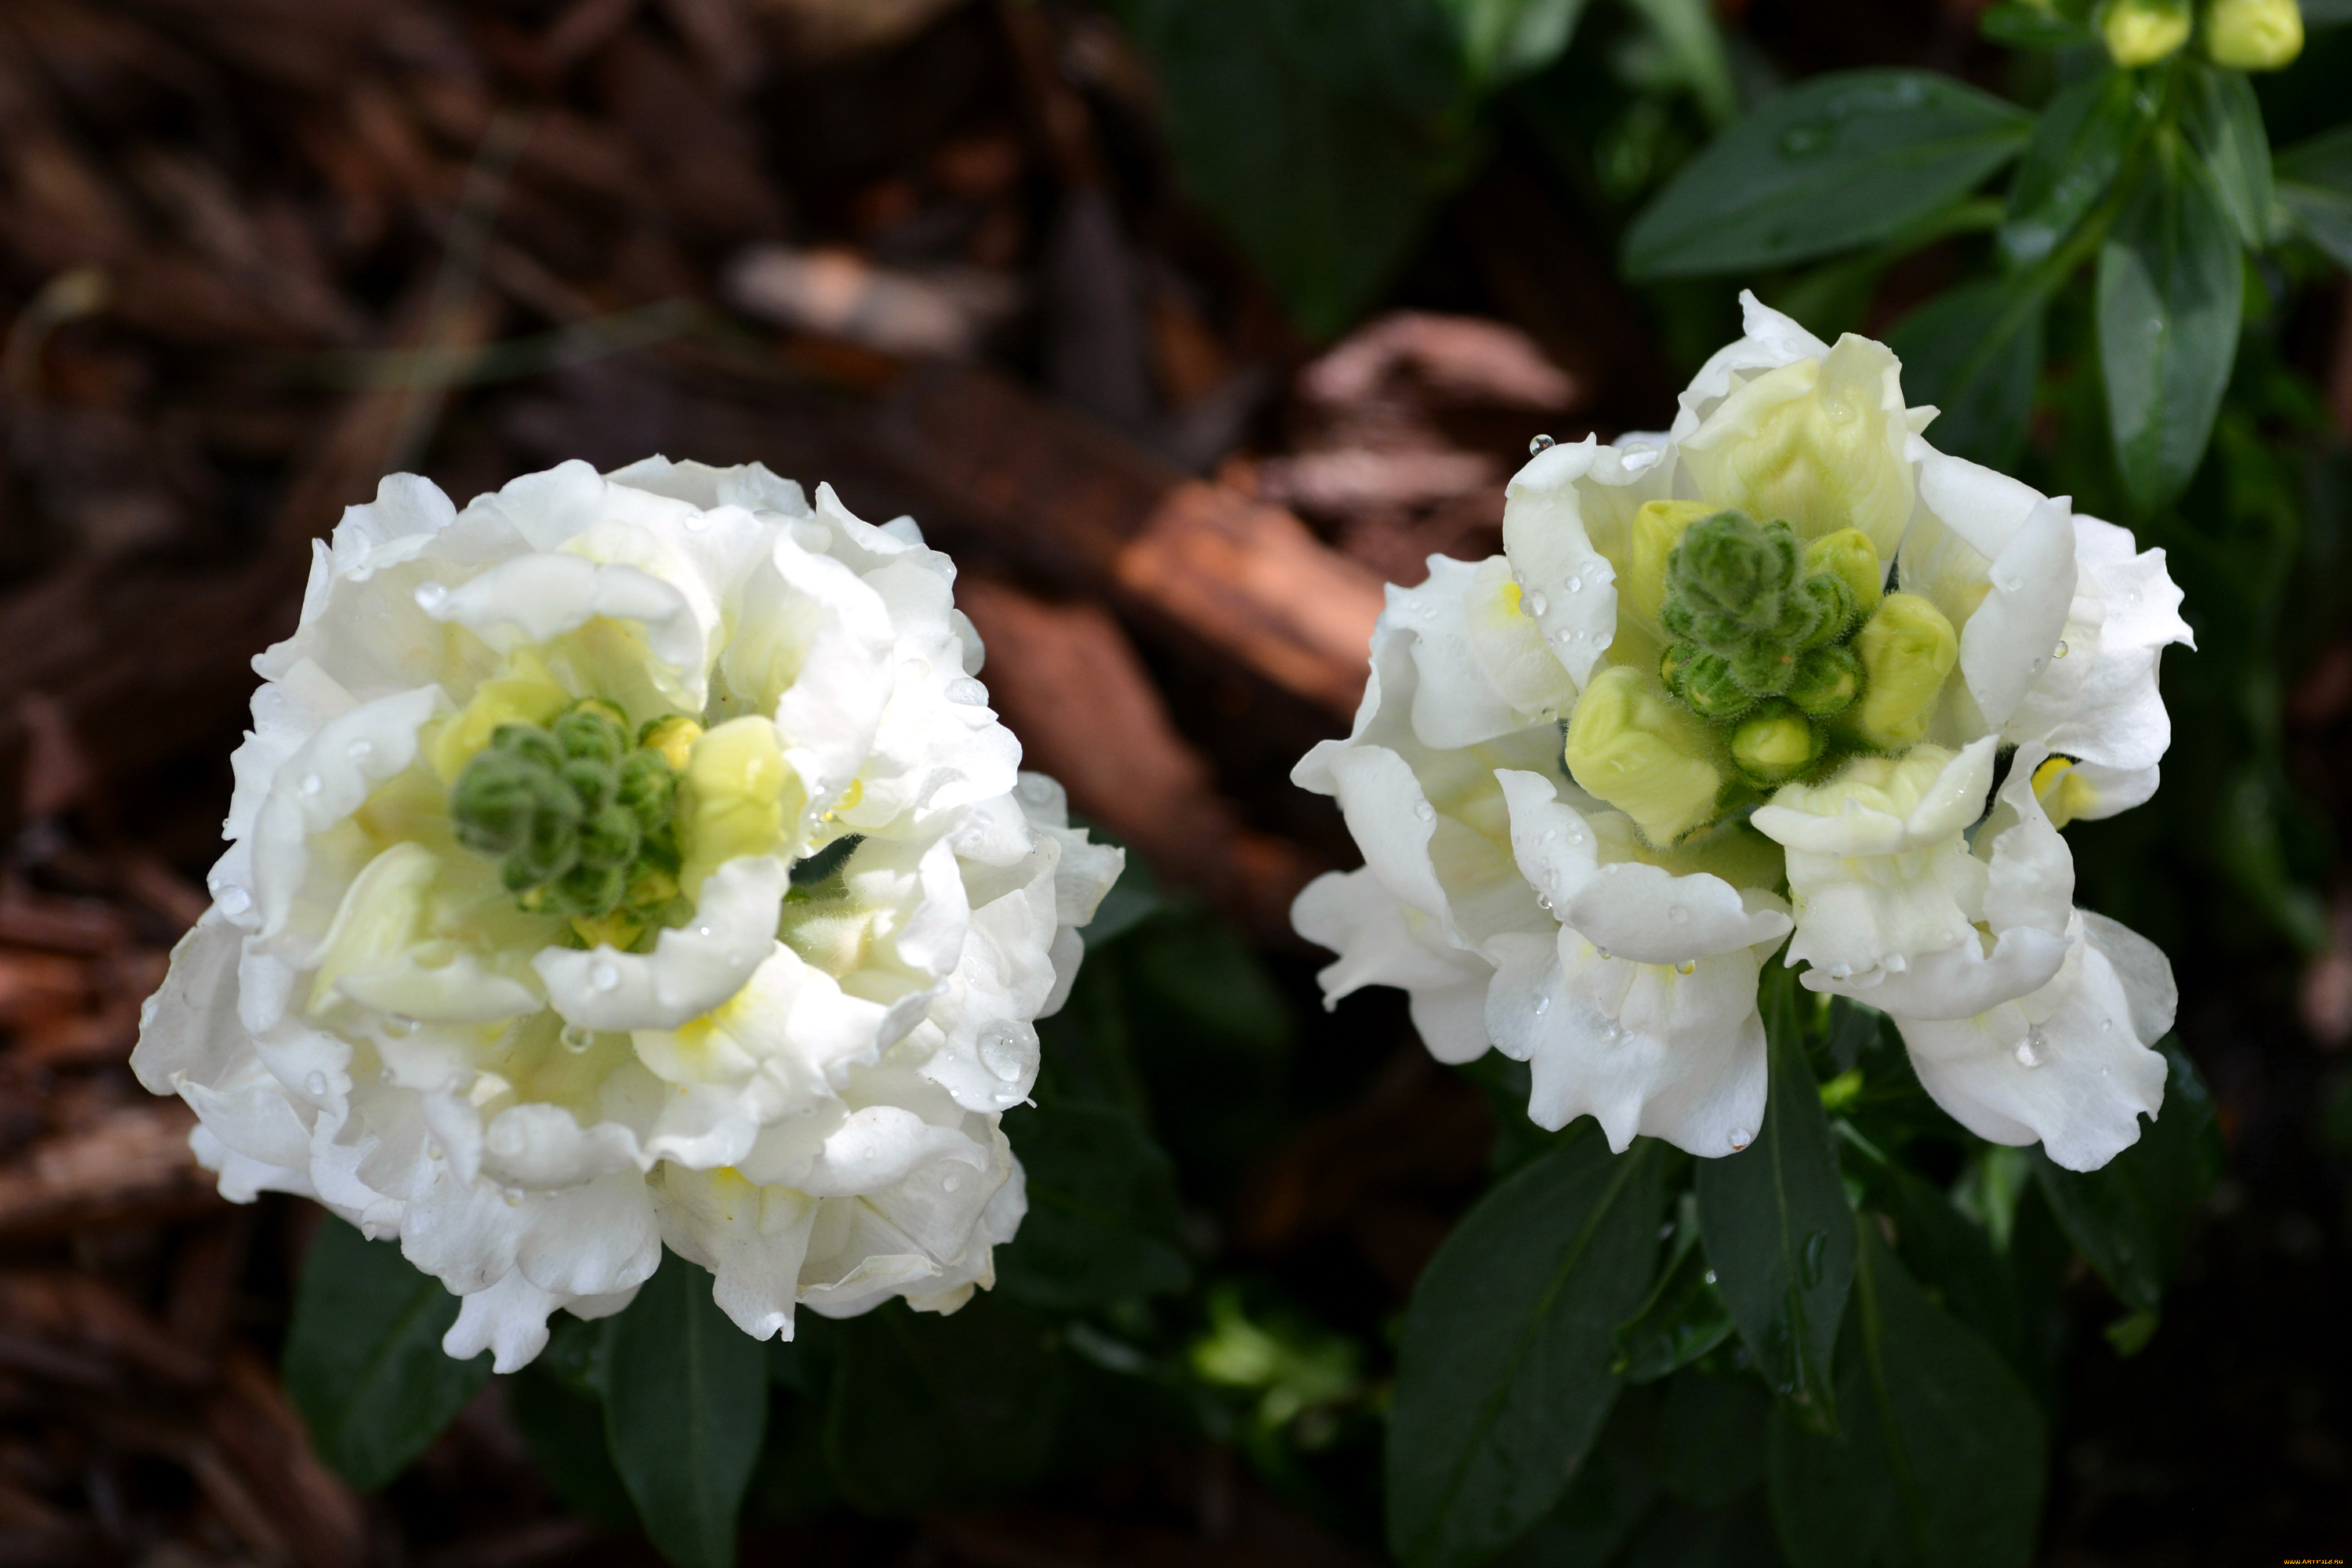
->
xmin=0 ymin=0 xmax=2345 ymax=1563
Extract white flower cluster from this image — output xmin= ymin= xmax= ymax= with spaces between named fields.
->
xmin=135 ymin=458 xmax=1120 ymax=1370
xmin=1295 ymin=295 xmax=2190 ymax=1172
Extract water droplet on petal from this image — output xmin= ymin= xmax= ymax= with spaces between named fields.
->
xmin=300 ymin=772 xmax=324 ymax=796
xmin=591 ymin=962 xmax=620 ymax=992
xmin=946 ymin=677 xmax=989 ymax=706
xmin=2055 ymin=640 xmax=2069 ymax=658
xmin=385 ymin=1015 xmax=420 ymax=1038
xmin=413 ymin=582 xmax=449 ymax=612
xmin=695 ymin=925 xmax=713 ymax=940
xmin=503 ymin=1187 xmax=524 ymax=1208
xmin=1541 ymin=828 xmax=1559 ymax=844
xmin=560 ymin=1024 xmax=594 ymax=1053
xmin=978 ymin=1022 xmax=1028 ymax=1082
xmin=1536 ymin=893 xmax=1552 ymax=911
xmin=1566 ymin=575 xmax=1583 ymax=593
xmin=1675 ymin=961 xmax=1696 ymax=975
xmin=942 ymin=1173 xmax=962 ymax=1194
xmin=305 ymin=1072 xmax=328 ymax=1097
xmin=2016 ymin=1026 xmax=2048 ymax=1068
xmin=216 ymin=886 xmax=252 ymax=916
xmin=1728 ymin=1128 xmax=1752 ymax=1153
xmin=426 ymin=1139 xmax=444 ymax=1160
xmin=347 ymin=739 xmax=373 ymax=763
xmin=684 ymin=510 xmax=709 ymax=532
xmin=2098 ymin=1016 xmax=2112 ymax=1032
xmin=1532 ymin=994 xmax=1551 ymax=1016
xmin=1883 ymin=952 xmax=1907 ymax=973
xmin=1828 ymin=962 xmax=1852 ymax=980
xmin=1529 ymin=433 xmax=1556 ymax=456
xmin=1668 ymin=904 xmax=1688 ymax=923
xmin=1597 ymin=946 xmax=1612 ymax=961
xmin=1526 ymin=591 xmax=1549 ymax=617
xmin=1414 ymin=801 xmax=1436 ymax=823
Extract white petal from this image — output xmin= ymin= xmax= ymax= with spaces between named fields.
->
xmin=535 ymin=856 xmax=788 ymax=1030
xmin=1498 ymin=441 xmax=1620 ymax=689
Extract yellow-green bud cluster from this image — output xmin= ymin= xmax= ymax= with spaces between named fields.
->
xmin=451 ymin=703 xmax=683 ymax=924
xmin=1656 ymin=510 xmax=1867 ymax=788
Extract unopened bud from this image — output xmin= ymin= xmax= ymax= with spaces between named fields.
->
xmin=1788 ymin=644 xmax=1863 ymax=717
xmin=1730 ymin=703 xmax=1823 ymax=787
xmin=2204 ymin=0 xmax=2302 ymax=69
xmin=1562 ymin=665 xmax=1729 ymax=845
xmin=1625 ymin=500 xmax=1718 ymax=631
xmin=639 ymin=714 xmax=705 ymax=772
xmin=678 ymin=716 xmax=796 ymax=892
xmin=1850 ymin=592 xmax=1958 ymax=750
xmin=1801 ymin=529 xmax=1883 ymax=621
xmin=2101 ymin=0 xmax=2191 ymax=66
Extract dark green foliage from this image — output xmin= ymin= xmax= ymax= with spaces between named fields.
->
xmin=995 ymin=1097 xmax=1193 ymax=1310
xmin=1387 ymin=1133 xmax=1667 ymax=1568
xmin=282 ymin=1219 xmax=490 ymax=1491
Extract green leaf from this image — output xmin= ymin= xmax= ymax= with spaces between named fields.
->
xmin=1999 ymin=68 xmax=2143 ymax=269
xmin=509 ymin=1367 xmax=638 ymax=1530
xmin=2275 ymin=125 xmax=2352 ymax=269
xmin=602 ymin=1257 xmax=768 ymax=1568
xmin=1888 ymin=279 xmax=2046 ymax=471
xmin=1492 ymin=1432 xmax=1660 ymax=1568
xmin=824 ymin=1295 xmax=1067 ymax=1514
xmin=994 ymin=1098 xmax=1192 ymax=1310
xmin=1623 ymin=70 xmax=2032 ymax=279
xmin=1116 ymin=0 xmax=1481 ymax=338
xmin=1387 ymin=1132 xmax=1667 ymax=1568
xmin=1648 ymin=1369 xmax=1770 ymax=1508
xmin=2097 ymin=137 xmax=2245 ymax=513
xmin=1979 ymin=0 xmax=2098 ymax=47
xmin=1612 ymin=1192 xmax=1734 ymax=1383
xmin=1441 ymin=0 xmax=1592 ymax=85
xmin=2181 ymin=63 xmax=2275 ymax=248
xmin=1766 ymin=1222 xmax=2046 ymax=1568
xmin=2031 ymin=1036 xmax=2221 ymax=1312
xmin=1861 ymin=1157 xmax=2024 ymax=1374
xmin=281 ymin=1218 xmax=489 ymax=1490
xmin=1696 ymin=973 xmax=1855 ymax=1433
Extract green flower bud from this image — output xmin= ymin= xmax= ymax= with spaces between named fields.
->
xmin=1788 ymin=644 xmax=1863 ymax=717
xmin=1801 ymin=528 xmax=1882 ymax=622
xmin=560 ymin=757 xmax=616 ymax=816
xmin=579 ymin=803 xmax=641 ymax=870
xmin=1669 ymin=648 xmax=1756 ymax=720
xmin=1562 ymin=665 xmax=1729 ymax=845
xmin=1668 ymin=510 xmax=1802 ymax=637
xmin=1730 ymin=702 xmax=1822 ymax=786
xmin=450 ymin=748 xmax=547 ymax=857
xmin=1727 ymin=641 xmax=1799 ymax=699
xmin=1625 ymin=500 xmax=1719 ymax=631
xmin=1850 ymin=592 xmax=1958 ymax=751
xmin=2100 ymin=0 xmax=2191 ymax=66
xmin=2204 ymin=0 xmax=2302 ymax=68
xmin=492 ymin=722 xmax=564 ymax=773
xmin=553 ymin=859 xmax=626 ymax=917
xmin=555 ymin=705 xmax=627 ymax=765
xmin=616 ymin=749 xmax=677 ymax=834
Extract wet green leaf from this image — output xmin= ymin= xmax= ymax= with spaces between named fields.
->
xmin=1625 ymin=70 xmax=2031 ymax=278
xmin=2275 ymin=124 xmax=2352 ymax=269
xmin=2181 ymin=63 xmax=2275 ymax=248
xmin=1888 ymin=279 xmax=2045 ymax=471
xmin=995 ymin=1098 xmax=1192 ymax=1310
xmin=1999 ymin=69 xmax=2143 ymax=269
xmin=1613 ymin=1193 xmax=1735 ymax=1383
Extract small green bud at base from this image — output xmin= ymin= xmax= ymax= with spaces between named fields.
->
xmin=1563 ymin=665 xmax=1729 ymax=845
xmin=1730 ymin=702 xmax=1823 ymax=787
xmin=1788 ymin=645 xmax=1863 ymax=717
xmin=2204 ymin=0 xmax=2302 ymax=68
xmin=1850 ymin=592 xmax=1959 ymax=750
xmin=1668 ymin=648 xmax=1756 ymax=720
xmin=2100 ymin=0 xmax=2191 ymax=66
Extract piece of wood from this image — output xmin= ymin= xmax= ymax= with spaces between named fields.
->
xmin=0 ymin=1102 xmax=222 ymax=1238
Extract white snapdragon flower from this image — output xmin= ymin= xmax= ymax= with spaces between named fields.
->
xmin=134 ymin=458 xmax=1120 ymax=1370
xmin=1295 ymin=293 xmax=2188 ymax=1170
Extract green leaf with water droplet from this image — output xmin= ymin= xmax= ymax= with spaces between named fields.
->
xmin=2030 ymin=1036 xmax=2221 ymax=1313
xmin=1765 ymin=1221 xmax=2047 ymax=1568
xmin=2181 ymin=62 xmax=2276 ymax=249
xmin=1387 ymin=1131 xmax=1668 ymax=1568
xmin=1697 ymin=968 xmax=1856 ymax=1436
xmin=282 ymin=1217 xmax=489 ymax=1491
xmin=1998 ymin=68 xmax=2144 ymax=271
xmin=1613 ymin=1193 xmax=1736 ymax=1383
xmin=2097 ymin=135 xmax=2245 ymax=512
xmin=1624 ymin=69 xmax=2032 ymax=279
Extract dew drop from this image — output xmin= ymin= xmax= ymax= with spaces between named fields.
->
xmin=346 ymin=739 xmax=374 ymax=763
xmin=1828 ymin=962 xmax=1852 ymax=980
xmin=695 ymin=925 xmax=713 ymax=940
xmin=1703 ymin=1268 xmax=1718 ymax=1286
xmin=945 ymin=676 xmax=989 ymax=707
xmin=1536 ymin=893 xmax=1553 ymax=912
xmin=413 ymin=582 xmax=449 ymax=612
xmin=216 ymin=886 xmax=252 ymax=916
xmin=385 ymin=1014 xmax=421 ymax=1038
xmin=560 ymin=1024 xmax=594 ymax=1053
xmin=300 ymin=772 xmax=324 ymax=796
xmin=684 ymin=510 xmax=709 ymax=532
xmin=1802 ymin=1229 xmax=1828 ymax=1287
xmin=591 ymin=962 xmax=620 ymax=992
xmin=1541 ymin=828 xmax=1560 ymax=844
xmin=1414 ymin=801 xmax=1437 ymax=823
xmin=2015 ymin=1026 xmax=2048 ymax=1068
xmin=502 ymin=1188 xmax=524 ymax=1208
xmin=305 ymin=1071 xmax=329 ymax=1097
xmin=426 ymin=1139 xmax=444 ymax=1160
xmin=978 ymin=1022 xmax=1027 ymax=1083
xmin=1532 ymin=994 xmax=1552 ymax=1016
xmin=1667 ymin=904 xmax=1688 ymax=924
xmin=2098 ymin=1016 xmax=2113 ymax=1033
xmin=1596 ymin=946 xmax=1612 ymax=961
xmin=1676 ymin=961 xmax=1696 ymax=976
xmin=2054 ymin=640 xmax=2069 ymax=658
xmin=1883 ymin=952 xmax=1907 ymax=973
xmin=1526 ymin=591 xmax=1549 ymax=617
xmin=1566 ymin=574 xmax=1583 ymax=593
xmin=942 ymin=1172 xmax=963 ymax=1194
xmin=1529 ymin=433 xmax=1556 ymax=456
xmin=1728 ymin=1128 xmax=1752 ymax=1153
xmin=2031 ymin=656 xmax=2046 ymax=674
